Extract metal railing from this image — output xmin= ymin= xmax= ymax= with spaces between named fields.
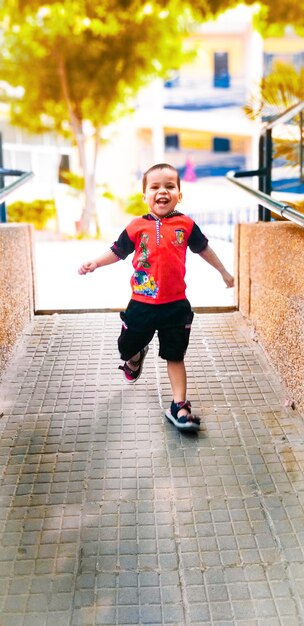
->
xmin=226 ymin=170 xmax=304 ymax=228
xmin=227 ymin=100 xmax=304 ymax=228
xmin=0 ymin=168 xmax=34 ymax=222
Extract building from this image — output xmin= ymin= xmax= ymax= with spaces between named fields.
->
xmin=1 ymin=6 xmax=303 ymax=235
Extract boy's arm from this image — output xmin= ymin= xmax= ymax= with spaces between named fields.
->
xmin=78 ymin=249 xmax=120 ymax=275
xmin=198 ymin=244 xmax=234 ymax=288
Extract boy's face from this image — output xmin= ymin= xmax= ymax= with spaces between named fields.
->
xmin=143 ymin=168 xmax=182 ymax=219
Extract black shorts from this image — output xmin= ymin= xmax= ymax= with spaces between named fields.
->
xmin=118 ymin=299 xmax=194 ymax=362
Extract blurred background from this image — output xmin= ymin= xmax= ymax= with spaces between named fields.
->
xmin=0 ymin=1 xmax=303 ymax=308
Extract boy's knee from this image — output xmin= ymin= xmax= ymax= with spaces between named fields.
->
xmin=160 ymin=349 xmax=185 ymax=362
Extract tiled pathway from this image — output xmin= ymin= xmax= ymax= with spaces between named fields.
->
xmin=0 ymin=312 xmax=304 ymax=626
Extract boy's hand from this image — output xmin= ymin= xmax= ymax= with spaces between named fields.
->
xmin=222 ymin=270 xmax=234 ymax=288
xmin=78 ymin=261 xmax=98 ymax=275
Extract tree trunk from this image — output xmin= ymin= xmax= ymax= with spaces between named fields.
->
xmin=57 ymin=55 xmax=99 ymax=235
xmin=79 ymin=130 xmax=100 ymax=235
xmin=81 ymin=171 xmax=95 ymax=234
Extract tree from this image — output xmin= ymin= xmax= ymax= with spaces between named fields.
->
xmin=191 ymin=0 xmax=304 ymax=35
xmin=244 ymin=62 xmax=304 ymax=172
xmin=0 ymin=0 xmax=194 ymax=233
xmin=0 ymin=1 xmax=302 ymax=234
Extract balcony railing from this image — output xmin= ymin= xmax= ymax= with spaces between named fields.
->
xmin=0 ymin=168 xmax=34 ymax=222
xmin=226 ymin=170 xmax=304 ymax=228
xmin=227 ymin=100 xmax=304 ymax=228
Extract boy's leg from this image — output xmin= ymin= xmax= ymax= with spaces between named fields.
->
xmin=166 ymin=360 xmax=188 ymax=417
xmin=126 ymin=352 xmax=141 ymax=371
xmin=165 ymin=358 xmax=200 ymax=429
xmin=119 ymin=346 xmax=149 ymax=383
xmin=118 ymin=301 xmax=153 ymax=359
xmin=158 ymin=301 xmax=200 ymax=429
xmin=157 ymin=301 xmax=192 ymax=410
xmin=118 ymin=301 xmax=155 ymax=383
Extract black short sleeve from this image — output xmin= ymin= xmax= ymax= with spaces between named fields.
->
xmin=188 ymin=222 xmax=209 ymax=253
xmin=110 ymin=229 xmax=135 ymax=260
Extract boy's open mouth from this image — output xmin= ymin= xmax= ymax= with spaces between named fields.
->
xmin=156 ymin=198 xmax=169 ymax=205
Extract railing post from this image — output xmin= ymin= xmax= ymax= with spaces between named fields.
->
xmin=0 ymin=133 xmax=6 ymax=223
xmin=258 ymin=134 xmax=265 ymax=221
xmin=263 ymin=128 xmax=272 ymax=221
xmin=300 ymin=111 xmax=304 ymax=183
xmin=258 ymin=130 xmax=272 ymax=222
xmin=227 ymin=100 xmax=304 ymax=228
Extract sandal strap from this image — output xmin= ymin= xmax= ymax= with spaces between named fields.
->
xmin=118 ymin=362 xmax=137 ymax=378
xmin=171 ymin=400 xmax=191 ymax=416
xmin=118 ymin=347 xmax=149 ymax=383
xmin=119 ymin=353 xmax=142 ymax=375
xmin=171 ymin=400 xmax=200 ymax=425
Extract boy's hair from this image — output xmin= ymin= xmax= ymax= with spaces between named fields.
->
xmin=142 ymin=163 xmax=180 ymax=192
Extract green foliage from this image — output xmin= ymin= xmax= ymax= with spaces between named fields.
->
xmin=7 ymin=199 xmax=57 ymax=230
xmin=0 ymin=1 xmax=195 ymax=137
xmin=59 ymin=171 xmax=85 ymax=190
xmin=244 ymin=63 xmax=304 ymax=121
xmin=124 ymin=192 xmax=146 ymax=216
xmin=274 ymin=139 xmax=302 ymax=169
xmin=190 ymin=0 xmax=304 ymax=32
xmin=0 ymin=0 xmax=196 ymax=233
xmin=100 ymin=189 xmax=115 ymax=201
xmin=1 ymin=0 xmax=302 ymax=234
xmin=1 ymin=1 xmax=300 ymax=143
xmin=251 ymin=2 xmax=304 ymax=36
xmin=244 ymin=62 xmax=304 ymax=168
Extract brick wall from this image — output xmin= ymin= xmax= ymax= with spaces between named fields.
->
xmin=0 ymin=224 xmax=35 ymax=373
xmin=235 ymin=221 xmax=304 ymax=410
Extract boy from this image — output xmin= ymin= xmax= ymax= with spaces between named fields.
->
xmin=78 ymin=163 xmax=234 ymax=432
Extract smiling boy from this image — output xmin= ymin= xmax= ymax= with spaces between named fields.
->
xmin=78 ymin=163 xmax=234 ymax=432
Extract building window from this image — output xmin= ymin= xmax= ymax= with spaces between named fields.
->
xmin=213 ymin=52 xmax=230 ymax=88
xmin=164 ymin=72 xmax=180 ymax=88
xmin=265 ymin=51 xmax=304 ymax=75
xmin=213 ymin=137 xmax=231 ymax=152
xmin=165 ymin=134 xmax=180 ymax=150
xmin=263 ymin=53 xmax=275 ymax=76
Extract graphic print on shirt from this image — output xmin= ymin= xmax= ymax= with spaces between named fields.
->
xmin=172 ymin=229 xmax=185 ymax=246
xmin=137 ymin=233 xmax=151 ymax=268
xmin=132 ymin=270 xmax=159 ymax=298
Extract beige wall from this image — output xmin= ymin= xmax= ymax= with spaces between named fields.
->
xmin=264 ymin=35 xmax=304 ymax=54
xmin=235 ymin=221 xmax=304 ymax=410
xmin=0 ymin=224 xmax=35 ymax=373
xmin=183 ymin=33 xmax=247 ymax=81
xmin=162 ymin=127 xmax=249 ymax=154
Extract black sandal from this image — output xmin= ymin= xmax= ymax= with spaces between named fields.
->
xmin=165 ymin=400 xmax=200 ymax=431
xmin=118 ymin=346 xmax=149 ymax=383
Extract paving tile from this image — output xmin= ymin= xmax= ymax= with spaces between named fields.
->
xmin=0 ymin=312 xmax=304 ymax=624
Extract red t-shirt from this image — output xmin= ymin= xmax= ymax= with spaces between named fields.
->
xmin=111 ymin=212 xmax=208 ymax=304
